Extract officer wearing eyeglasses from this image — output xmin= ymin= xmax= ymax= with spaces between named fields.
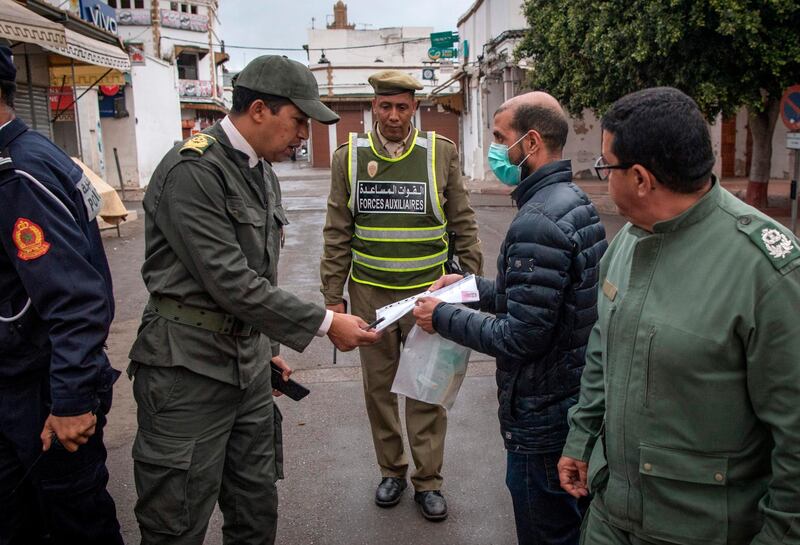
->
xmin=559 ymin=87 xmax=800 ymax=544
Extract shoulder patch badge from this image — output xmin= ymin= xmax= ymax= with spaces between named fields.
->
xmin=180 ymin=133 xmax=216 ymax=155
xmin=12 ymin=217 xmax=50 ymax=261
xmin=761 ymin=228 xmax=794 ymax=259
xmin=744 ymin=220 xmax=800 ymax=270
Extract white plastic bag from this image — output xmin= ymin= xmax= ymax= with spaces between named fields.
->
xmin=391 ymin=325 xmax=471 ymax=410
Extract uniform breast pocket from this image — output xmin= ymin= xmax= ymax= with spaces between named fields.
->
xmin=226 ymin=196 xmax=267 ymax=267
xmin=644 ymin=323 xmax=745 ymax=422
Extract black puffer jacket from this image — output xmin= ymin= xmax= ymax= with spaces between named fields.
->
xmin=433 ymin=160 xmax=607 ymax=453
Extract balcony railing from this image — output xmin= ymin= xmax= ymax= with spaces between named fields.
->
xmin=160 ymin=9 xmax=209 ymax=32
xmin=116 ymin=8 xmax=150 ymax=26
xmin=117 ymin=8 xmax=209 ymax=32
xmin=178 ymin=79 xmax=221 ymax=99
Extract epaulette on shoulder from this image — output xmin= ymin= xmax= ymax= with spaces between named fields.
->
xmin=180 ymin=133 xmax=217 ymax=156
xmin=434 ymin=133 xmax=456 ymax=146
xmin=736 ymin=214 xmax=800 ymax=272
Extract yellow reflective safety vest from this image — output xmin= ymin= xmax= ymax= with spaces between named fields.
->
xmin=347 ymin=129 xmax=448 ymax=290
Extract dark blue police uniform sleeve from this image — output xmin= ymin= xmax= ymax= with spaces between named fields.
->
xmin=0 ymin=175 xmax=112 ymax=416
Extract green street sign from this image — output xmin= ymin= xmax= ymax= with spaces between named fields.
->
xmin=430 ymin=31 xmax=458 ymax=49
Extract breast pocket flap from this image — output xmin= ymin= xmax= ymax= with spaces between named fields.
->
xmin=226 ymin=196 xmax=266 ymax=227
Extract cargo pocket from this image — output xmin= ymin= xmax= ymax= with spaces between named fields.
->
xmin=273 ymin=404 xmax=284 ymax=480
xmin=639 ymin=444 xmax=728 ymax=544
xmin=587 ymin=432 xmax=608 ymax=494
xmin=132 ymin=429 xmax=196 ymax=535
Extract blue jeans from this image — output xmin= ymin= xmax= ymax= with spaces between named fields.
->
xmin=506 ymin=450 xmax=587 ymax=545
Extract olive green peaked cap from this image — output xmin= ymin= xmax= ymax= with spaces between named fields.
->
xmin=233 ymin=55 xmax=339 ymax=125
xmin=368 ymin=70 xmax=424 ymax=96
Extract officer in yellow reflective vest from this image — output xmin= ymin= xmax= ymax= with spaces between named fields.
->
xmin=321 ymin=70 xmax=482 ymax=521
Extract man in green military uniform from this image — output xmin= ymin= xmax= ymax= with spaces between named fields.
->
xmin=558 ymin=87 xmax=800 ymax=544
xmin=321 ymin=70 xmax=482 ymax=521
xmin=128 ymin=55 xmax=380 ymax=545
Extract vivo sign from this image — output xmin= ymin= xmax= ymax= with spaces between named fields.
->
xmin=80 ymin=0 xmax=118 ymax=34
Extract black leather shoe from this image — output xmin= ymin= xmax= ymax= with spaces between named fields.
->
xmin=375 ymin=477 xmax=407 ymax=507
xmin=414 ymin=490 xmax=448 ymax=521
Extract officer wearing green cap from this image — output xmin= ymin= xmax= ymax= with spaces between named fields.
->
xmin=321 ymin=69 xmax=483 ymax=521
xmin=128 ymin=55 xmax=380 ymax=545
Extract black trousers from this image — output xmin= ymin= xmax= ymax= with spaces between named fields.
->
xmin=0 ymin=375 xmax=123 ymax=545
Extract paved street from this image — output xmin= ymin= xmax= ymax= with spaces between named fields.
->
xmin=101 ymin=161 xmax=626 ymax=545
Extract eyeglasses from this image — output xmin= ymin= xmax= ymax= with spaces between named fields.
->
xmin=594 ymin=156 xmax=632 ymax=180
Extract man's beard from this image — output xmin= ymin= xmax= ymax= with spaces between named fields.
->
xmin=520 ymin=162 xmax=532 ymax=181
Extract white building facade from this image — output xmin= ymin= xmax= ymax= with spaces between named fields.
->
xmin=306 ymin=1 xmax=462 ymax=168
xmin=455 ymin=0 xmax=793 ymax=184
xmin=111 ymin=0 xmax=227 ymax=188
xmin=455 ymin=0 xmax=602 ymax=182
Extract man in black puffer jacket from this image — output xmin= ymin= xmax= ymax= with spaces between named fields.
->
xmin=414 ymin=92 xmax=607 ymax=545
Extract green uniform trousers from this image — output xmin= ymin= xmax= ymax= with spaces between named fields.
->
xmin=349 ymin=281 xmax=447 ymax=492
xmin=131 ymin=363 xmax=281 ymax=545
xmin=581 ymin=501 xmax=674 ymax=545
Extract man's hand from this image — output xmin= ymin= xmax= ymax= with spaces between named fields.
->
xmin=327 ymin=313 xmax=381 ymax=351
xmin=326 ymin=303 xmax=345 ymax=314
xmin=271 ymin=355 xmax=292 ymax=397
xmin=413 ymin=296 xmax=443 ymax=333
xmin=557 ymin=456 xmax=589 ymax=498
xmin=41 ymin=412 xmax=97 ymax=453
xmin=430 ymin=274 xmax=463 ymax=292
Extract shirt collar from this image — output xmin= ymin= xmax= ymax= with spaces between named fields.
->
xmin=375 ymin=124 xmax=413 ymax=150
xmin=220 ymin=115 xmax=259 ymax=168
xmin=651 ymin=176 xmax=721 ymax=234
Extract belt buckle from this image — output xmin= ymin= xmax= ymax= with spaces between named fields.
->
xmin=231 ymin=320 xmax=252 ymax=337
xmin=220 ymin=314 xmax=235 ymax=335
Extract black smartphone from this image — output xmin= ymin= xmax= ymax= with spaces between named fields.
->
xmin=270 ymin=362 xmax=310 ymax=401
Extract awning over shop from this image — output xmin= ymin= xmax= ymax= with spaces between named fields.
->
xmin=49 ymin=62 xmax=126 ymax=87
xmin=429 ymin=71 xmax=465 ymax=113
xmin=174 ymin=44 xmax=208 ymax=59
xmin=214 ymin=51 xmax=229 ymax=65
xmin=0 ymin=0 xmax=66 ymax=48
xmin=430 ymin=93 xmax=464 ymax=114
xmin=430 ymin=71 xmax=464 ymax=97
xmin=43 ymin=29 xmax=131 ymax=72
xmin=180 ymin=100 xmax=227 ymax=114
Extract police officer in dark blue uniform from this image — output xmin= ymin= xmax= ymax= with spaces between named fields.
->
xmin=0 ymin=46 xmax=123 ymax=545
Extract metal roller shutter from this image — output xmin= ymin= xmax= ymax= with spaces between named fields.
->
xmin=310 ymin=119 xmax=331 ymax=168
xmin=14 ymin=84 xmax=53 ymax=140
xmin=420 ymin=105 xmax=459 ymax=149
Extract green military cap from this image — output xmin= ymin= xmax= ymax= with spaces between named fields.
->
xmin=233 ymin=55 xmax=339 ymax=125
xmin=368 ymin=70 xmax=424 ymax=96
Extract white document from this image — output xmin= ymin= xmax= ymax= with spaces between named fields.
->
xmin=373 ymin=274 xmax=480 ymax=332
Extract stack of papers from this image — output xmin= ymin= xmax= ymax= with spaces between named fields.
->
xmin=372 ymin=274 xmax=480 ymax=332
